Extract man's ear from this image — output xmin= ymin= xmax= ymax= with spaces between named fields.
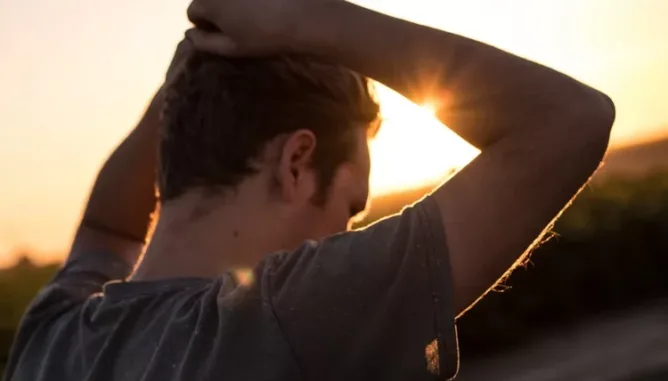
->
xmin=278 ymin=129 xmax=318 ymax=202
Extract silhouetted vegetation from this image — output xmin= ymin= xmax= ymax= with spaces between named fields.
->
xmin=0 ymin=258 xmax=60 ymax=375
xmin=456 ymin=171 xmax=668 ymax=359
xmin=1 ymin=171 xmax=667 ymax=374
xmin=359 ymin=170 xmax=668 ymax=360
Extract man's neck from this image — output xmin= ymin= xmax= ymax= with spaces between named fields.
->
xmin=131 ymin=189 xmax=287 ymax=282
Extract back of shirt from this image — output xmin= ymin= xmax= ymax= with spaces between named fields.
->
xmin=4 ymin=197 xmax=459 ymax=381
xmin=4 ymin=266 xmax=302 ymax=381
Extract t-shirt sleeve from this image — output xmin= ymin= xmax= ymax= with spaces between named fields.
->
xmin=264 ymin=196 xmax=459 ymax=380
xmin=4 ymin=251 xmax=132 ymax=379
xmin=24 ymin=251 xmax=132 ymax=319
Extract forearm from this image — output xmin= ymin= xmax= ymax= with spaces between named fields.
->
xmin=72 ymin=89 xmax=163 ymax=264
xmin=291 ymin=2 xmax=612 ymax=148
xmin=288 ymin=3 xmax=614 ymax=314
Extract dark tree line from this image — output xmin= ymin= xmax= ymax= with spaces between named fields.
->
xmin=456 ymin=171 xmax=668 ymax=359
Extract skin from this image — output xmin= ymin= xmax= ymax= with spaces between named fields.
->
xmin=133 ymin=127 xmax=371 ymax=280
xmin=69 ymin=36 xmax=372 ymax=282
xmin=186 ymin=0 xmax=615 ymax=316
xmin=68 ymin=40 xmax=193 ymax=267
xmin=68 ymin=0 xmax=615 ymax=322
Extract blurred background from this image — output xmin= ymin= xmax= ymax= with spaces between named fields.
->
xmin=1 ymin=0 xmax=667 ymax=379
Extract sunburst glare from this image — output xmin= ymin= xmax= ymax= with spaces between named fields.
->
xmin=369 ymin=84 xmax=479 ymax=196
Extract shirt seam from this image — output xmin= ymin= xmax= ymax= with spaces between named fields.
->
xmin=266 ymin=262 xmax=308 ymax=381
xmin=417 ymin=196 xmax=460 ymax=380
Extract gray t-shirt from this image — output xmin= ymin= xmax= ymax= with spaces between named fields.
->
xmin=4 ymin=196 xmax=459 ymax=380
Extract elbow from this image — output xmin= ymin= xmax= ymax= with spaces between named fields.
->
xmin=562 ymin=88 xmax=616 ymax=163
xmin=587 ymin=90 xmax=616 ymax=138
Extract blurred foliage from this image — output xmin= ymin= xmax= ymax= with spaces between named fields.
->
xmin=0 ymin=258 xmax=60 ymax=375
xmin=457 ymin=171 xmax=668 ymax=359
xmin=1 ymin=171 xmax=667 ymax=373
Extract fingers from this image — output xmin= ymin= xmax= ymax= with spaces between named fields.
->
xmin=186 ymin=1 xmax=206 ymax=28
xmin=187 ymin=1 xmax=221 ymax=33
xmin=185 ymin=28 xmax=241 ymax=56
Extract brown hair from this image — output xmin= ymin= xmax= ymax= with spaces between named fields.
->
xmin=159 ymin=52 xmax=380 ymax=204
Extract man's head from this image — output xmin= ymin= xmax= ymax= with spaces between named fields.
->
xmin=159 ymin=52 xmax=380 ymax=249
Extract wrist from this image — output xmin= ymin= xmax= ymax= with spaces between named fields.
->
xmin=134 ymin=88 xmax=165 ymax=133
xmin=284 ymin=1 xmax=350 ymax=57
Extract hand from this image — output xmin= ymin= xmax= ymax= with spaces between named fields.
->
xmin=186 ymin=0 xmax=317 ymax=56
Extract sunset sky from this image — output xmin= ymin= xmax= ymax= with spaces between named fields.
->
xmin=1 ymin=0 xmax=667 ymax=266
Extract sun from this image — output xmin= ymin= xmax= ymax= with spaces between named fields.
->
xmin=421 ymin=103 xmax=437 ymax=115
xmin=369 ymin=83 xmax=479 ymax=196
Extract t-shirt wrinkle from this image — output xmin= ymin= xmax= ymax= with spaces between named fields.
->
xmin=264 ymin=261 xmax=307 ymax=381
xmin=5 ymin=195 xmax=459 ymax=381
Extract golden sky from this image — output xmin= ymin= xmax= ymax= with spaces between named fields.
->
xmin=1 ymin=0 xmax=667 ymax=266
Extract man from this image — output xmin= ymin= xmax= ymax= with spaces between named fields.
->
xmin=5 ymin=0 xmax=615 ymax=379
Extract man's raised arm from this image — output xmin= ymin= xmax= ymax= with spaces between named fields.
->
xmin=187 ymin=0 xmax=615 ymax=316
xmin=287 ymin=3 xmax=615 ymax=316
xmin=66 ymin=39 xmax=192 ymax=273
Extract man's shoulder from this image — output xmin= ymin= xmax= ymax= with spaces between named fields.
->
xmin=6 ymin=273 xmax=298 ymax=380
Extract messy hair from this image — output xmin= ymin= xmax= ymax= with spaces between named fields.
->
xmin=159 ymin=52 xmax=380 ymax=204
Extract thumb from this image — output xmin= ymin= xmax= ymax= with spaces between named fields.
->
xmin=185 ymin=28 xmax=241 ymax=56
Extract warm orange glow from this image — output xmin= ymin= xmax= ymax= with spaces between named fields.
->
xmin=369 ymin=84 xmax=479 ymax=196
xmin=421 ymin=103 xmax=437 ymax=116
xmin=1 ymin=0 xmax=668 ymax=266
